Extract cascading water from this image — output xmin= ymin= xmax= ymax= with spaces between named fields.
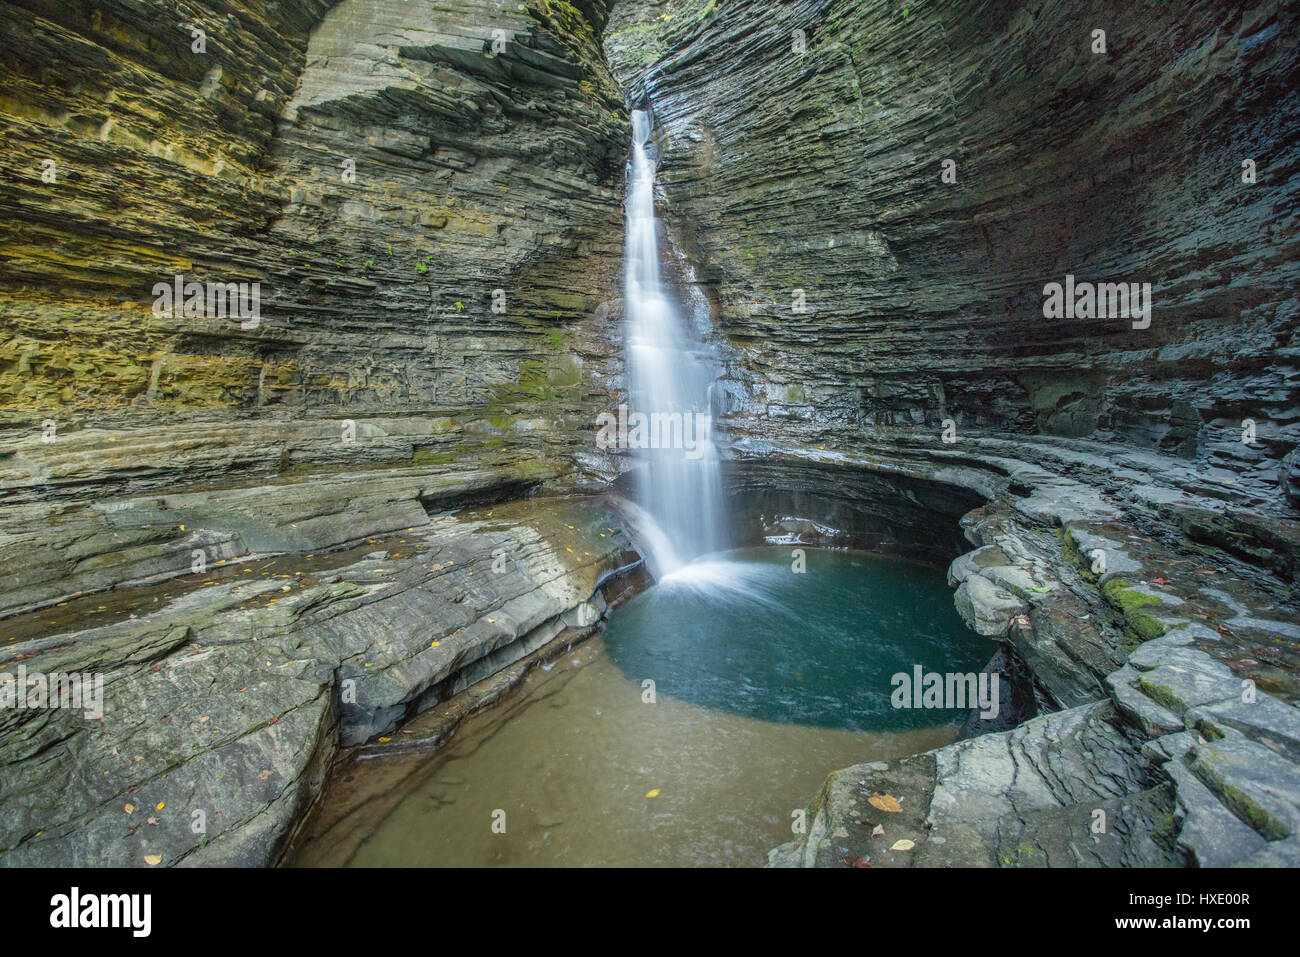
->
xmin=290 ymin=122 xmax=1000 ymax=872
xmin=621 ymin=108 xmax=728 ymax=579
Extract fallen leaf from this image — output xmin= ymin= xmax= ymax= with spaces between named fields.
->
xmin=645 ymin=789 xmax=661 ymax=798
xmin=124 ymin=803 xmax=135 ymax=815
xmin=872 ymin=824 xmax=885 ymax=836
xmin=155 ymin=802 xmax=164 ymax=810
xmin=890 ymin=839 xmax=916 ymax=851
xmin=868 ymin=792 xmax=902 ymax=813
xmin=144 ymin=855 xmax=162 ymax=866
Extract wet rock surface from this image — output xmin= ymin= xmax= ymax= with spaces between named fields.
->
xmin=606 ymin=0 xmax=1299 ymax=490
xmin=0 ymin=497 xmax=638 ymax=866
xmin=764 ymin=436 xmax=1300 ymax=867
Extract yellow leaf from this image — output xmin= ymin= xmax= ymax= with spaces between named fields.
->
xmin=868 ymin=792 xmax=902 ymax=813
xmin=144 ymin=855 xmax=162 ymax=866
xmin=378 ymin=737 xmax=391 ymax=743
xmin=155 ymin=802 xmax=164 ymax=810
xmin=645 ymin=789 xmax=660 ymax=798
xmin=889 ymin=839 xmax=915 ymax=851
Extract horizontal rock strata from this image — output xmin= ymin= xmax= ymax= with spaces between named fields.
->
xmin=0 ymin=496 xmax=638 ymax=866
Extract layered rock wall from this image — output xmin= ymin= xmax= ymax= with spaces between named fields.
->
xmin=1 ymin=0 xmax=636 ymax=617
xmin=2 ymin=0 xmax=629 ymax=466
xmin=606 ymin=0 xmax=1299 ymax=503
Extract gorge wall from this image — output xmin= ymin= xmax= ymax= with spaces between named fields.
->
xmin=0 ymin=0 xmax=645 ymax=866
xmin=606 ymin=0 xmax=1297 ymax=493
xmin=1 ymin=0 xmax=644 ymax=617
xmin=2 ymin=0 xmax=629 ymax=482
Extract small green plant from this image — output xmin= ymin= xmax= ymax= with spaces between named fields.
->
xmin=454 ymin=301 xmax=464 ymax=311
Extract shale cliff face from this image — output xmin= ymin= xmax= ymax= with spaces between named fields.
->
xmin=607 ymin=0 xmax=1298 ymax=496
xmin=0 ymin=0 xmax=641 ymax=866
xmin=2 ymin=0 xmax=627 ymax=461
xmin=1 ymin=0 xmax=639 ymax=615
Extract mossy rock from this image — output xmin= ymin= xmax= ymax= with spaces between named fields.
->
xmin=1103 ymin=578 xmax=1171 ymax=644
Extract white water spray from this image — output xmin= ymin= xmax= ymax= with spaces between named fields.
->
xmin=622 ymin=109 xmax=728 ymax=578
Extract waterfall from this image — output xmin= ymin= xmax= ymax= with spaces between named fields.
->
xmin=620 ymin=109 xmax=727 ymax=578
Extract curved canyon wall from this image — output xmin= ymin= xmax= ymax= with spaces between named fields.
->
xmin=607 ymin=0 xmax=1298 ymax=497
xmin=1 ymin=0 xmax=640 ymax=616
xmin=2 ymin=0 xmax=628 ymax=482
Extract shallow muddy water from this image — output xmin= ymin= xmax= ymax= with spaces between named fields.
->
xmin=289 ymin=548 xmax=990 ymax=867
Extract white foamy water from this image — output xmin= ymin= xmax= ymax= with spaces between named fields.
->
xmin=622 ymin=109 xmax=727 ymax=578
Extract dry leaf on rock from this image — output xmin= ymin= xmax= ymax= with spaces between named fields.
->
xmin=868 ymin=792 xmax=902 ymax=813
